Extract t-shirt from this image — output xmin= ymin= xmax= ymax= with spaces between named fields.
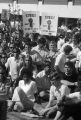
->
xmin=50 ymin=84 xmax=70 ymax=101
xmin=62 ymin=72 xmax=78 ymax=83
xmin=62 ymin=72 xmax=78 ymax=92
xmin=12 ymin=80 xmax=37 ymax=102
xmin=57 ymin=38 xmax=65 ymax=51
xmin=32 ymin=45 xmax=48 ymax=60
xmin=76 ymin=51 xmax=81 ymax=68
xmin=55 ymin=52 xmax=67 ymax=73
xmin=5 ymin=57 xmax=21 ymax=81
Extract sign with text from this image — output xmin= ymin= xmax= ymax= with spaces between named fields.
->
xmin=23 ymin=11 xmax=39 ymax=36
xmin=41 ymin=13 xmax=58 ymax=36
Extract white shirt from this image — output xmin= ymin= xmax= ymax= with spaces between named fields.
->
xmin=12 ymin=80 xmax=37 ymax=102
xmin=55 ymin=52 xmax=67 ymax=73
xmin=36 ymin=70 xmax=45 ymax=78
xmin=50 ymin=84 xmax=70 ymax=101
xmin=32 ymin=45 xmax=48 ymax=60
xmin=5 ymin=57 xmax=21 ymax=81
xmin=57 ymin=38 xmax=65 ymax=51
xmin=76 ymin=51 xmax=81 ymax=68
xmin=60 ymin=42 xmax=71 ymax=53
xmin=22 ymin=50 xmax=44 ymax=63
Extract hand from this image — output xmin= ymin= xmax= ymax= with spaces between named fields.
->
xmin=39 ymin=109 xmax=47 ymax=116
xmin=74 ymin=82 xmax=78 ymax=86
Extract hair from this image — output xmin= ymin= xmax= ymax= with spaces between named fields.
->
xmin=64 ymin=61 xmax=75 ymax=71
xmin=13 ymin=47 xmax=20 ymax=54
xmin=20 ymin=68 xmax=33 ymax=79
xmin=38 ymin=37 xmax=46 ymax=45
xmin=23 ymin=55 xmax=33 ymax=71
xmin=73 ymin=32 xmax=81 ymax=45
xmin=63 ymin=45 xmax=72 ymax=54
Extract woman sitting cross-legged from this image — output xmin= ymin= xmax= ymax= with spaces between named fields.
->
xmin=39 ymin=71 xmax=70 ymax=118
xmin=8 ymin=68 xmax=38 ymax=113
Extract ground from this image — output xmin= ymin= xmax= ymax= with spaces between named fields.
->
xmin=7 ymin=101 xmax=53 ymax=120
xmin=7 ymin=112 xmax=53 ymax=120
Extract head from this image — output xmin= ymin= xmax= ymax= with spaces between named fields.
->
xmin=63 ymin=45 xmax=72 ymax=55
xmin=37 ymin=37 xmax=46 ymax=49
xmin=49 ymin=40 xmax=56 ymax=51
xmin=24 ymin=38 xmax=31 ymax=53
xmin=21 ymin=68 xmax=32 ymax=83
xmin=9 ymin=44 xmax=14 ymax=52
xmin=44 ymin=61 xmax=51 ymax=74
xmin=13 ymin=48 xmax=20 ymax=58
xmin=64 ymin=61 xmax=75 ymax=76
xmin=50 ymin=71 xmax=61 ymax=86
xmin=19 ymin=54 xmax=25 ymax=66
xmin=1 ymin=53 xmax=7 ymax=64
xmin=24 ymin=54 xmax=32 ymax=68
xmin=24 ymin=44 xmax=31 ymax=54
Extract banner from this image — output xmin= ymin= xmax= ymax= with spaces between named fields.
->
xmin=23 ymin=11 xmax=39 ymax=36
xmin=1 ymin=9 xmax=10 ymax=21
xmin=41 ymin=13 xmax=58 ymax=36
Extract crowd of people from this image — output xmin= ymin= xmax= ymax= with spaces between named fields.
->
xmin=0 ymin=21 xmax=81 ymax=120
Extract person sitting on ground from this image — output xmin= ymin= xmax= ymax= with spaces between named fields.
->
xmin=35 ymin=60 xmax=51 ymax=102
xmin=8 ymin=68 xmax=38 ymax=112
xmin=53 ymin=89 xmax=81 ymax=120
xmin=40 ymin=71 xmax=70 ymax=118
xmin=19 ymin=54 xmax=37 ymax=80
xmin=22 ymin=37 xmax=42 ymax=64
xmin=61 ymin=61 xmax=78 ymax=93
xmin=55 ymin=45 xmax=73 ymax=77
xmin=32 ymin=37 xmax=48 ymax=72
xmin=47 ymin=40 xmax=57 ymax=71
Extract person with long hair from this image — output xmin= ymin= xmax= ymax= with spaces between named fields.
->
xmin=8 ymin=68 xmax=38 ymax=112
